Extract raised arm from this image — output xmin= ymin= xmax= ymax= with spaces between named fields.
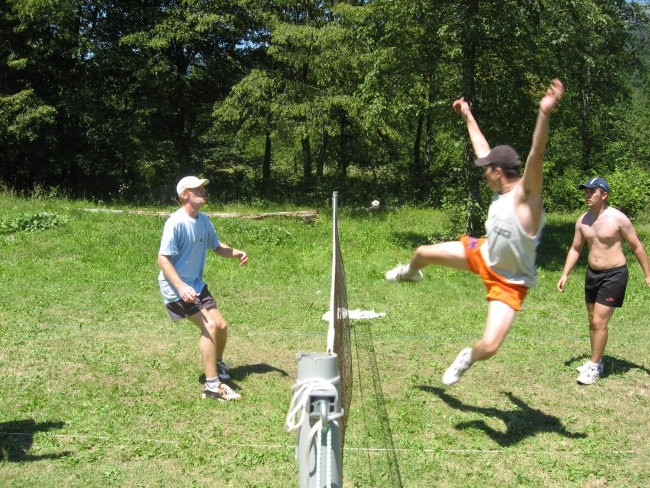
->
xmin=453 ymin=97 xmax=491 ymax=159
xmin=522 ymin=79 xmax=564 ymax=197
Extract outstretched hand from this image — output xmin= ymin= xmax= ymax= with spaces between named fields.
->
xmin=540 ymin=79 xmax=564 ymax=115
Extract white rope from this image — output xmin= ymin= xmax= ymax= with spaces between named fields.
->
xmin=316 ymin=423 xmax=322 ymax=488
xmin=327 ymin=427 xmax=332 ymax=488
xmin=285 ymin=376 xmax=344 ymax=487
xmin=284 ymin=376 xmax=343 ymax=432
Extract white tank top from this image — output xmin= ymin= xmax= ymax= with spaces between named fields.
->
xmin=480 ymin=189 xmax=544 ymax=288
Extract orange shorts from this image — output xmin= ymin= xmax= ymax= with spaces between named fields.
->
xmin=460 ymin=235 xmax=528 ymax=311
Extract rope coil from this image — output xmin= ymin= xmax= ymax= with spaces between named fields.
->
xmin=284 ymin=376 xmax=343 ymax=432
xmin=285 ymin=376 xmax=343 ymax=488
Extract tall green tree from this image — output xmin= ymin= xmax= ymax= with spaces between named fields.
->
xmin=538 ymin=0 xmax=645 ymax=171
xmin=354 ymin=1 xmax=458 ymax=196
xmin=242 ymin=1 xmax=368 ymax=185
xmin=1 ymin=0 xmax=86 ymax=191
xmin=120 ymin=0 xmax=254 ymax=179
xmin=214 ymin=69 xmax=280 ymax=189
xmin=1 ymin=0 xmax=256 ymax=197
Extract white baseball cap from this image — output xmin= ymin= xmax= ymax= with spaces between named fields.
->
xmin=176 ymin=176 xmax=209 ymax=196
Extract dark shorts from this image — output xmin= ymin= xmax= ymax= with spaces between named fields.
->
xmin=585 ymin=265 xmax=628 ymax=308
xmin=165 ymin=285 xmax=217 ymax=321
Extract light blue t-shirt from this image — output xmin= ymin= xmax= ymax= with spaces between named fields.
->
xmin=158 ymin=208 xmax=220 ymax=303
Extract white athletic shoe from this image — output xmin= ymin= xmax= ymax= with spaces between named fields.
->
xmin=577 ymin=364 xmax=601 ymax=385
xmin=576 ymin=359 xmax=604 ymax=375
xmin=442 ymin=348 xmax=473 ymax=386
xmin=385 ymin=263 xmax=423 ymax=282
xmin=202 ymin=382 xmax=242 ymax=401
xmin=576 ymin=359 xmax=605 ymax=376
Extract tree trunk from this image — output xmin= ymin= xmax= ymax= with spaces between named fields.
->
xmin=578 ymin=70 xmax=592 ymax=170
xmin=461 ymin=0 xmax=483 ymax=236
xmin=420 ymin=68 xmax=437 ymax=197
xmin=316 ymin=132 xmax=329 ymax=184
xmin=262 ymin=123 xmax=272 ymax=187
xmin=423 ymin=109 xmax=433 ymax=191
xmin=301 ymin=135 xmax=312 ymax=183
xmin=412 ymin=114 xmax=423 ymax=187
xmin=338 ymin=113 xmax=351 ymax=178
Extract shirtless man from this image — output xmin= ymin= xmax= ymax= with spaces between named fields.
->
xmin=557 ymin=177 xmax=650 ymax=384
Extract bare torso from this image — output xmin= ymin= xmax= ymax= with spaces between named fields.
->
xmin=579 ymin=207 xmax=627 ymax=270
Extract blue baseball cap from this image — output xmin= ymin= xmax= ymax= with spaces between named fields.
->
xmin=578 ymin=177 xmax=610 ymax=193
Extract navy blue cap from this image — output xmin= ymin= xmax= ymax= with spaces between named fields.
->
xmin=578 ymin=177 xmax=610 ymax=193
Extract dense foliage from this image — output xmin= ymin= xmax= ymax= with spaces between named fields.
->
xmin=1 ymin=0 xmax=648 ymax=219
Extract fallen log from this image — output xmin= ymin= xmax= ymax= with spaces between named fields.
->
xmin=83 ymin=208 xmax=318 ymax=222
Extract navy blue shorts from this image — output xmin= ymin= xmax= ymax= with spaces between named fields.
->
xmin=585 ymin=265 xmax=628 ymax=308
xmin=165 ymin=285 xmax=217 ymax=321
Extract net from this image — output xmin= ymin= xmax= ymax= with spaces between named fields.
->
xmin=353 ymin=320 xmax=403 ymax=487
xmin=326 ymin=191 xmax=402 ymax=487
xmin=326 ymin=191 xmax=352 ymax=445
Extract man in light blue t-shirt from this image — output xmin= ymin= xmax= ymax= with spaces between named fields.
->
xmin=158 ymin=176 xmax=248 ymax=401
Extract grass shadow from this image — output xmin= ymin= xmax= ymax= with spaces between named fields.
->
xmin=418 ymin=387 xmax=586 ymax=447
xmin=564 ymin=354 xmax=650 ymax=378
xmin=229 ymin=363 xmax=289 ymax=379
xmin=0 ymin=419 xmax=70 ymax=462
xmin=198 ymin=362 xmax=288 ymax=385
xmin=391 ymin=231 xmax=432 ymax=249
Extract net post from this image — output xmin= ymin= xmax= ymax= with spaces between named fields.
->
xmin=326 ymin=191 xmax=338 ymax=353
xmin=286 ymin=191 xmax=345 ymax=487
xmin=294 ymin=352 xmax=343 ymax=488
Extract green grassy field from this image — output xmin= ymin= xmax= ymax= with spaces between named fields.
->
xmin=1 ymin=192 xmax=648 ymax=487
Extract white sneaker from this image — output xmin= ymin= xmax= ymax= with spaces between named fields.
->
xmin=442 ymin=348 xmax=473 ymax=386
xmin=202 ymin=382 xmax=242 ymax=401
xmin=577 ymin=365 xmax=600 ymax=385
xmin=576 ymin=360 xmax=604 ymax=375
xmin=385 ymin=263 xmax=423 ymax=282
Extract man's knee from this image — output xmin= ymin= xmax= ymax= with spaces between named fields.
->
xmin=589 ymin=318 xmax=609 ymax=331
xmin=480 ymin=341 xmax=500 ymax=358
xmin=474 ymin=338 xmax=502 ymax=360
xmin=414 ymin=245 xmax=430 ymax=259
xmin=589 ymin=308 xmax=614 ymax=330
xmin=205 ymin=318 xmax=227 ymax=333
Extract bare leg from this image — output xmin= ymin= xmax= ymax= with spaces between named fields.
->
xmin=188 ymin=307 xmax=228 ymax=378
xmin=410 ymin=241 xmax=470 ymax=271
xmin=471 ymin=300 xmax=517 ymax=361
xmin=442 ymin=300 xmax=517 ymax=386
xmin=586 ymin=302 xmax=615 ymax=363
